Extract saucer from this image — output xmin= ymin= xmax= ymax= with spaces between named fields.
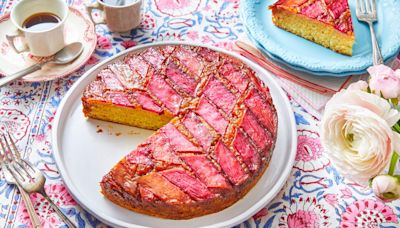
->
xmin=0 ymin=7 xmax=96 ymax=82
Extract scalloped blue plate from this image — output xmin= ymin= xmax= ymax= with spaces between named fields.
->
xmin=243 ymin=24 xmax=397 ymax=77
xmin=240 ymin=0 xmax=400 ymax=76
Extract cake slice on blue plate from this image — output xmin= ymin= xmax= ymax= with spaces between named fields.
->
xmin=269 ymin=0 xmax=355 ymax=56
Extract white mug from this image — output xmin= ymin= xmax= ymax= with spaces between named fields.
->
xmin=86 ymin=0 xmax=142 ymax=32
xmin=6 ymin=0 xmax=69 ymax=57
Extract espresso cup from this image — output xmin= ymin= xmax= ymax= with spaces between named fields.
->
xmin=6 ymin=0 xmax=68 ymax=57
xmin=86 ymin=0 xmax=142 ymax=32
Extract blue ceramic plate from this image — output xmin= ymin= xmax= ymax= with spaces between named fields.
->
xmin=240 ymin=0 xmax=400 ymax=76
xmin=244 ymin=25 xmax=397 ymax=77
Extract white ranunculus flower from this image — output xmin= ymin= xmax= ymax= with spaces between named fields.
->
xmin=321 ymin=90 xmax=400 ymax=185
xmin=325 ymin=90 xmax=400 ymax=126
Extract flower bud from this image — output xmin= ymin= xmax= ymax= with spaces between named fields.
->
xmin=368 ymin=64 xmax=400 ymax=99
xmin=371 ymin=175 xmax=400 ymax=202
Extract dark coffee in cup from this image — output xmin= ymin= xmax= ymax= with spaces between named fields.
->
xmin=22 ymin=12 xmax=61 ymax=32
xmin=7 ymin=0 xmax=68 ymax=56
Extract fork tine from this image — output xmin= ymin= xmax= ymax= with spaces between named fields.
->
xmin=371 ymin=0 xmax=377 ymax=16
xmin=6 ymin=132 xmax=35 ymax=172
xmin=365 ymin=0 xmax=372 ymax=13
xmin=1 ymin=134 xmax=16 ymax=161
xmin=0 ymin=137 xmax=5 ymax=165
xmin=356 ymin=0 xmax=365 ymax=16
xmin=356 ymin=0 xmax=361 ymax=13
xmin=360 ymin=0 xmax=366 ymax=13
xmin=7 ymin=132 xmax=21 ymax=160
xmin=0 ymin=135 xmax=11 ymax=162
xmin=9 ymin=163 xmax=27 ymax=181
xmin=15 ymin=160 xmax=34 ymax=178
xmin=3 ymin=136 xmax=34 ymax=179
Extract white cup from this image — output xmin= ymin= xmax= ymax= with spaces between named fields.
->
xmin=86 ymin=0 xmax=142 ymax=32
xmin=6 ymin=0 xmax=69 ymax=57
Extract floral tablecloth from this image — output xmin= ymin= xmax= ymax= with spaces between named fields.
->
xmin=0 ymin=0 xmax=399 ymax=227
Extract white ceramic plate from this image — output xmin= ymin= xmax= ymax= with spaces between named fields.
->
xmin=52 ymin=41 xmax=297 ymax=228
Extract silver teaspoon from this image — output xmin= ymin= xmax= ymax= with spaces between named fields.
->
xmin=0 ymin=42 xmax=83 ymax=87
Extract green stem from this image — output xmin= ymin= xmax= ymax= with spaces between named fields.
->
xmin=388 ymin=152 xmax=399 ymax=176
xmin=391 ymin=98 xmax=399 ymax=106
xmin=393 ymin=123 xmax=400 ymax=133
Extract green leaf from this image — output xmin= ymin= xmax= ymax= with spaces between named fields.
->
xmin=388 ymin=152 xmax=399 ymax=176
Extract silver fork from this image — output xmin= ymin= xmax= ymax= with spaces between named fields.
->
xmin=0 ymin=133 xmax=77 ymax=228
xmin=356 ymin=0 xmax=383 ymax=65
xmin=0 ymin=133 xmax=41 ymax=228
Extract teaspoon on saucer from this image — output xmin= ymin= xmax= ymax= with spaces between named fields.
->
xmin=0 ymin=42 xmax=83 ymax=87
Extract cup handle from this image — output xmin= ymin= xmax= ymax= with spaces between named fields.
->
xmin=6 ymin=29 xmax=29 ymax=54
xmin=86 ymin=2 xmax=106 ymax=25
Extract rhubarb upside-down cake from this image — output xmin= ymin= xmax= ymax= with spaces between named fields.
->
xmin=269 ymin=0 xmax=355 ymax=56
xmin=82 ymin=45 xmax=278 ymax=219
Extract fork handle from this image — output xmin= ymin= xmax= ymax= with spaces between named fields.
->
xmin=368 ymin=21 xmax=384 ymax=65
xmin=17 ymin=185 xmax=42 ymax=228
xmin=40 ymin=190 xmax=77 ymax=228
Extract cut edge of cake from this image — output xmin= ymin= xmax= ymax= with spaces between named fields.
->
xmin=269 ymin=0 xmax=355 ymax=56
xmin=82 ymin=99 xmax=173 ymax=130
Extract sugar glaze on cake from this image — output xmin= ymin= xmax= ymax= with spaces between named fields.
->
xmin=82 ymin=45 xmax=278 ymax=219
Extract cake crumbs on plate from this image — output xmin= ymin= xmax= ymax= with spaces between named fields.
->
xmin=107 ymin=125 xmax=114 ymax=135
xmin=95 ymin=124 xmax=135 ymax=136
xmin=96 ymin=125 xmax=103 ymax=133
xmin=127 ymin=130 xmax=140 ymax=135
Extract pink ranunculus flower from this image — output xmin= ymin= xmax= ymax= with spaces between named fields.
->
xmin=368 ymin=64 xmax=400 ymax=99
xmin=321 ymin=89 xmax=400 ymax=185
xmin=371 ymin=174 xmax=400 ymax=202
xmin=347 ymin=80 xmax=368 ymax=91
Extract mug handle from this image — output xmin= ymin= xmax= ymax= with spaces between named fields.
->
xmin=6 ymin=29 xmax=29 ymax=54
xmin=86 ymin=2 xmax=106 ymax=25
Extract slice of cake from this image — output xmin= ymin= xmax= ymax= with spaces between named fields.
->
xmin=82 ymin=45 xmax=278 ymax=219
xmin=269 ymin=0 xmax=355 ymax=56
